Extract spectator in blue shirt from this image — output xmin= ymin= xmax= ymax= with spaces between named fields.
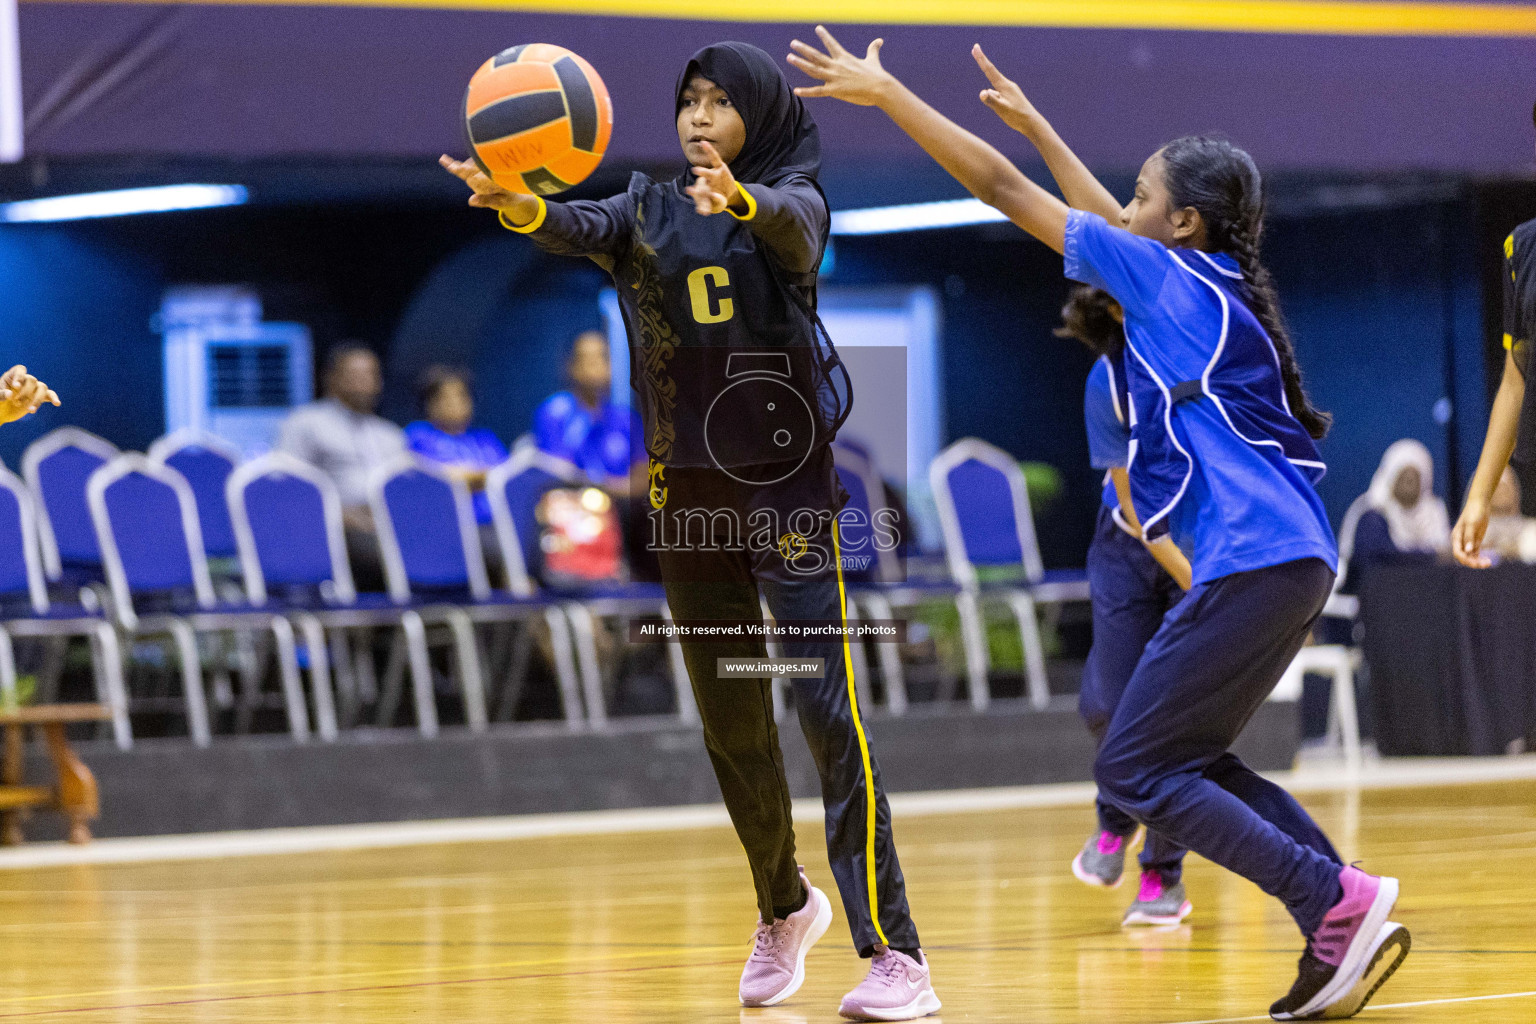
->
xmin=405 ymin=365 xmax=508 ymax=526
xmin=533 ymin=331 xmax=642 ymax=493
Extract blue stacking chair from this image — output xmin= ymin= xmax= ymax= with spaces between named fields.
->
xmin=930 ymin=438 xmax=1091 ymax=710
xmin=831 ymin=441 xmax=960 ymax=717
xmin=87 ymin=454 xmax=309 ymax=746
xmin=485 ymin=448 xmax=692 ymax=728
xmin=0 ymin=466 xmax=131 ymax=748
xmin=22 ymin=427 xmax=119 ymax=582
xmin=370 ymin=455 xmax=581 ymax=732
xmin=227 ymin=452 xmax=468 ymax=739
xmin=149 ymin=431 xmax=242 ymax=562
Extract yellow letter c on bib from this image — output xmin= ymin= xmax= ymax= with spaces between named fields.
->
xmin=687 ymin=266 xmax=734 ymax=324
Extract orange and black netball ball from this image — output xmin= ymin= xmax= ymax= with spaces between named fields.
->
xmin=464 ymin=44 xmax=613 ymax=196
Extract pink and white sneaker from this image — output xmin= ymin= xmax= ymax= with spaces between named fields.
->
xmin=738 ymin=867 xmax=833 ymax=1007
xmin=1269 ymin=865 xmax=1411 ymax=1020
xmin=838 ymin=947 xmax=941 ymax=1021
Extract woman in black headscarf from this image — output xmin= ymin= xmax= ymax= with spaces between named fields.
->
xmin=442 ymin=41 xmax=939 ymax=1021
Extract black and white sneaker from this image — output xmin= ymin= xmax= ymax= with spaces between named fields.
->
xmin=1269 ymin=921 xmax=1410 ymax=1019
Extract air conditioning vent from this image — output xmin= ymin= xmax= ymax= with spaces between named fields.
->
xmin=161 ymin=286 xmax=312 ymax=456
xmin=208 ymin=344 xmax=292 ymax=408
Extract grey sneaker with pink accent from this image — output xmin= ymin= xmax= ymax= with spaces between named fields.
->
xmin=738 ymin=867 xmax=833 ymax=1008
xmin=838 ymin=947 xmax=941 ymax=1022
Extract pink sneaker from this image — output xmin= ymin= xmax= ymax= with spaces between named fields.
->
xmin=1269 ymin=866 xmax=1411 ymax=1020
xmin=838 ymin=948 xmax=941 ymax=1021
xmin=738 ymin=867 xmax=833 ymax=1007
xmin=1070 ymin=826 xmax=1141 ymax=888
xmin=1122 ymin=869 xmax=1193 ymax=927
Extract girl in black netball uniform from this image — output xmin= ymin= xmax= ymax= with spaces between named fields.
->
xmin=443 ymin=41 xmax=939 ymax=1022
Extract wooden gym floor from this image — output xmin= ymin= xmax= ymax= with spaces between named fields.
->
xmin=0 ymin=777 xmax=1532 ymax=1022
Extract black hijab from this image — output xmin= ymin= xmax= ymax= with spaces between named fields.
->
xmin=674 ymin=41 xmax=821 ymax=189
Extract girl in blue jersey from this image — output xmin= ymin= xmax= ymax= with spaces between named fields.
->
xmin=791 ymin=27 xmax=1410 ymax=1019
xmin=1057 ymin=287 xmax=1192 ymax=927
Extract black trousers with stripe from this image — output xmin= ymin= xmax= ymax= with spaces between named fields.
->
xmin=652 ymin=448 xmax=920 ymax=956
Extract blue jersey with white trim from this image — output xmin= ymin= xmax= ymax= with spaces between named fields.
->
xmin=1084 ymin=354 xmax=1129 ymax=512
xmin=1063 ymin=209 xmax=1337 ymax=583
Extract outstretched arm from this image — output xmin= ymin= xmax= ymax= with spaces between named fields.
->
xmin=1453 ymin=350 xmax=1525 ymax=568
xmin=788 ymin=27 xmax=1068 ymax=254
xmin=971 ymin=46 xmax=1123 ymax=224
xmin=439 ymin=155 xmax=631 ymax=265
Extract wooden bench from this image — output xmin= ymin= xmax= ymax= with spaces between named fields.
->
xmin=0 ymin=704 xmax=112 ymax=845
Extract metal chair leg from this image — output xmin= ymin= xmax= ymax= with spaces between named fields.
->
xmin=293 ymin=615 xmax=337 ymax=741
xmin=167 ymin=620 xmax=212 ymax=747
xmin=232 ymin=630 xmax=264 ymax=734
xmin=328 ymin=630 xmax=360 ymax=727
xmin=374 ymin=630 xmax=410 ymax=728
xmin=858 ymin=592 xmax=909 ymax=716
xmin=0 ymin=627 xmax=16 ymax=706
xmin=495 ymin=623 xmax=533 ymax=723
xmin=1005 ymin=591 xmax=1051 ymax=710
xmin=400 ymin=611 xmax=437 ymax=738
xmin=564 ymin=603 xmax=607 ymax=728
xmin=542 ymin=607 xmax=584 ymax=731
xmin=955 ymin=589 xmax=991 ymax=710
xmin=1321 ymin=647 xmax=1363 ymax=774
xmin=88 ymin=624 xmax=132 ymax=750
xmin=266 ymin=617 xmax=310 ymax=742
xmin=441 ymin=609 xmax=488 ymax=732
xmin=841 ymin=593 xmax=875 ymax=713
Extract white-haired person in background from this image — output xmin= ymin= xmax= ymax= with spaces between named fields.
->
xmin=0 ymin=365 xmax=59 ymax=426
xmin=1337 ymin=439 xmax=1450 ymax=590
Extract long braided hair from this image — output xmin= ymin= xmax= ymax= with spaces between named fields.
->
xmin=1157 ymin=135 xmax=1331 ymax=440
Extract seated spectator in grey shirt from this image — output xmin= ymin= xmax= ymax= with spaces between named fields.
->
xmin=278 ymin=344 xmax=404 ymax=591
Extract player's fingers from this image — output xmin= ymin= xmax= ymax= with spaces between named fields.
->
xmin=45 ymin=389 xmax=59 ymax=407
xmin=439 ymin=156 xmax=475 ymax=182
xmin=793 ymin=85 xmax=832 ymax=98
xmin=699 ymin=140 xmax=724 ymax=168
xmin=814 ymin=25 xmax=847 ymax=57
xmin=788 ymin=40 xmax=830 ymax=66
xmin=786 ymin=54 xmax=829 ymax=80
xmin=865 ymin=38 xmax=884 ymax=64
xmin=972 ymin=44 xmax=1007 ymax=86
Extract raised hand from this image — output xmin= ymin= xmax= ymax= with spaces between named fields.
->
xmin=787 ymin=26 xmax=896 ymax=107
xmin=973 ymin=44 xmax=1042 ymax=135
xmin=0 ymin=365 xmax=60 ymax=426
xmin=684 ymin=141 xmax=739 ymax=216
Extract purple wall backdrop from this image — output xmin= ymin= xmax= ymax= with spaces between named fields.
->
xmin=15 ymin=6 xmax=1536 ymax=175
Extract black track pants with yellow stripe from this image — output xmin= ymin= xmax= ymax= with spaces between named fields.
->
xmin=652 ymin=450 xmax=920 ymax=956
